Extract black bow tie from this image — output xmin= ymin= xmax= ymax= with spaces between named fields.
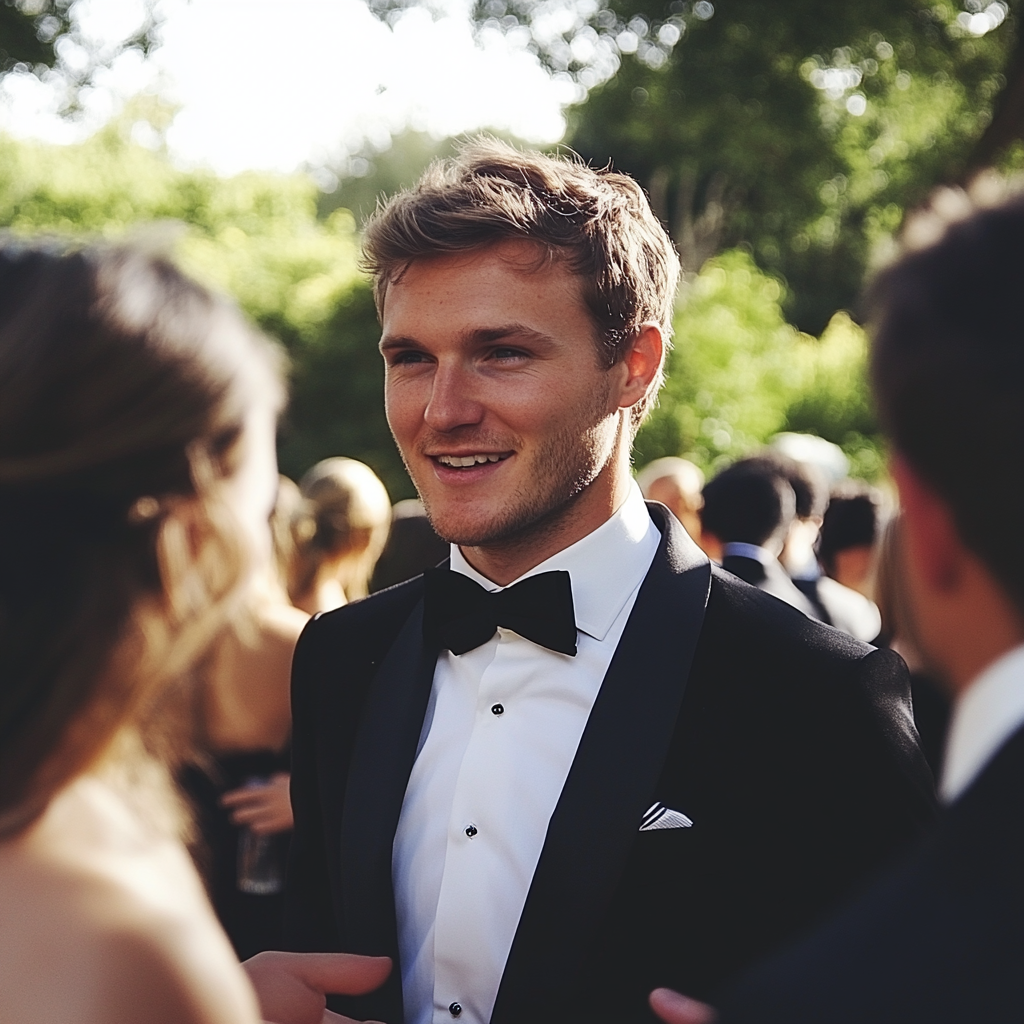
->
xmin=422 ymin=567 xmax=577 ymax=657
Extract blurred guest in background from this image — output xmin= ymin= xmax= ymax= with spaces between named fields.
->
xmin=182 ymin=479 xmax=310 ymax=961
xmin=636 ymin=456 xmax=705 ymax=541
xmin=875 ymin=515 xmax=950 ymax=778
xmin=288 ymin=457 xmax=391 ymax=614
xmin=746 ymin=452 xmax=881 ymax=642
xmin=0 ymin=241 xmax=388 ymax=1021
xmin=819 ymin=483 xmax=884 ymax=599
xmin=652 ymin=186 xmax=1024 ymax=1024
xmin=700 ymin=460 xmax=817 ymax=617
xmin=370 ymin=497 xmax=449 ymax=592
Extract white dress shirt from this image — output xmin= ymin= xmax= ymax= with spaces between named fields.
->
xmin=940 ymin=642 xmax=1024 ymax=804
xmin=392 ymin=485 xmax=660 ymax=1024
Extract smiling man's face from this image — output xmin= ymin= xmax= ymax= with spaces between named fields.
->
xmin=380 ymin=240 xmax=636 ymax=563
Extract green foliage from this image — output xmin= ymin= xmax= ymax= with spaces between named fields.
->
xmin=558 ymin=0 xmax=1016 ymax=332
xmin=0 ymin=115 xmax=413 ymax=499
xmin=636 ymin=249 xmax=882 ymax=476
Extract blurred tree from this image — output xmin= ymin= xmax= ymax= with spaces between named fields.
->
xmin=566 ymin=0 xmax=1016 ymax=332
xmin=636 ymin=249 xmax=882 ymax=477
xmin=0 ymin=112 xmax=414 ymax=500
xmin=0 ymin=0 xmax=161 ymax=103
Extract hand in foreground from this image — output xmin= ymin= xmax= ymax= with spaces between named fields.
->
xmin=243 ymin=950 xmax=391 ymax=1024
xmin=650 ymin=988 xmax=717 ymax=1024
xmin=222 ymin=773 xmax=295 ymax=835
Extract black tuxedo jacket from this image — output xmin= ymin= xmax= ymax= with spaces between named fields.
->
xmin=284 ymin=505 xmax=936 ymax=1023
xmin=717 ymin=723 xmax=1024 ymax=1024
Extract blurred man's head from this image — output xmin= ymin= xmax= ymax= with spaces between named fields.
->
xmin=636 ymin=457 xmax=705 ymax=539
xmin=867 ymin=185 xmax=1024 ymax=690
xmin=362 ymin=138 xmax=680 ymax=579
xmin=818 ymin=484 xmax=882 ymax=597
xmin=699 ymin=462 xmax=796 ymax=559
xmin=740 ymin=451 xmax=828 ymax=575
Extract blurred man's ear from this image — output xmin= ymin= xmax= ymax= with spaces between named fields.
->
xmin=891 ymin=456 xmax=962 ymax=594
xmin=892 ymin=454 xmax=1024 ymax=694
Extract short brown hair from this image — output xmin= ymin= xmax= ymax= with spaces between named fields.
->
xmin=362 ymin=137 xmax=680 ymax=424
xmin=0 ymin=241 xmax=283 ymax=835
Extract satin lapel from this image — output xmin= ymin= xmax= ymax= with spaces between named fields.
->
xmin=492 ymin=506 xmax=712 ymax=1022
xmin=339 ymin=598 xmax=438 ymax=966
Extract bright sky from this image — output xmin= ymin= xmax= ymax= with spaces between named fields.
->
xmin=0 ymin=0 xmax=571 ymax=175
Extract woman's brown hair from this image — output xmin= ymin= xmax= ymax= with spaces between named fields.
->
xmin=0 ymin=241 xmax=284 ymax=836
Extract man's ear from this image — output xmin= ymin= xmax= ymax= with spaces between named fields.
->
xmin=891 ymin=455 xmax=963 ymax=593
xmin=617 ymin=324 xmax=664 ymax=410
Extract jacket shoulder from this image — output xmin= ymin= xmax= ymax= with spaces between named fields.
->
xmin=291 ymin=575 xmax=426 ymax=710
xmin=704 ymin=564 xmax=874 ymax=668
xmin=296 ymin=574 xmax=425 ymax=660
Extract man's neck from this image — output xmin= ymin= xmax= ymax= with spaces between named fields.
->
xmin=457 ymin=461 xmax=633 ymax=586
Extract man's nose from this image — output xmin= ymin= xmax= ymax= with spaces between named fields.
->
xmin=423 ymin=362 xmax=484 ymax=432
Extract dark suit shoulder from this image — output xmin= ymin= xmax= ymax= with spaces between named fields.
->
xmin=705 ymin=564 xmax=871 ymax=667
xmin=717 ymin=727 xmax=1024 ymax=1023
xmin=296 ymin=574 xmax=425 ymax=666
xmin=701 ymin=567 xmax=927 ymax=783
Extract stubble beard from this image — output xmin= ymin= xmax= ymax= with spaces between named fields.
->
xmin=406 ymin=387 xmax=618 ymax=553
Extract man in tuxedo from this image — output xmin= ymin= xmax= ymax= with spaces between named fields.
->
xmin=652 ymin=188 xmax=1024 ymax=1024
xmin=699 ymin=460 xmax=817 ymax=618
xmin=750 ymin=452 xmax=882 ymax=642
xmin=283 ymin=139 xmax=935 ymax=1023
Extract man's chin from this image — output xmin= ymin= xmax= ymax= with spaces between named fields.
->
xmin=422 ymin=502 xmax=533 ymax=549
xmin=423 ymin=490 xmax=584 ymax=551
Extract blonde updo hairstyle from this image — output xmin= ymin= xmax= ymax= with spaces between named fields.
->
xmin=0 ymin=242 xmax=283 ymax=836
xmin=291 ymin=457 xmax=391 ymax=603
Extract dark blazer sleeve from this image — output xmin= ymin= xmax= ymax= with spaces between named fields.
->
xmin=284 ymin=616 xmax=343 ymax=952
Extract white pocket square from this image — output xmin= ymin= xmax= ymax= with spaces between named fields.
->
xmin=640 ymin=801 xmax=693 ymax=831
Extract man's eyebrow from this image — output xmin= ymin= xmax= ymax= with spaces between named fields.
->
xmin=380 ymin=324 xmax=557 ymax=351
xmin=379 ymin=334 xmax=422 ymax=352
xmin=470 ymin=323 xmax=556 ymax=345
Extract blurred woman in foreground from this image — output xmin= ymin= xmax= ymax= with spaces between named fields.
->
xmin=0 ymin=243 xmax=386 ymax=1022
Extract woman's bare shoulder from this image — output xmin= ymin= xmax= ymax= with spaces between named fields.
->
xmin=0 ymin=778 xmax=261 ymax=1024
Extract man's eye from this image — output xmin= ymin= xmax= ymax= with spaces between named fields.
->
xmin=390 ymin=350 xmax=429 ymax=365
xmin=491 ymin=347 xmax=527 ymax=360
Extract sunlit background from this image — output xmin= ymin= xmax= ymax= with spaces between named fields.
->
xmin=0 ymin=0 xmax=571 ymax=172
xmin=0 ymin=0 xmax=1018 ymax=497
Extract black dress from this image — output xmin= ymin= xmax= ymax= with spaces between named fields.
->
xmin=181 ymin=748 xmax=291 ymax=961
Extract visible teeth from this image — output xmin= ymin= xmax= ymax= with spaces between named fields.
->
xmin=438 ymin=453 xmax=505 ymax=467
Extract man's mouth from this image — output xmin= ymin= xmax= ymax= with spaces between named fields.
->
xmin=433 ymin=452 xmax=513 ymax=468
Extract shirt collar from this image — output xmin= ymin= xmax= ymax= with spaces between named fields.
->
xmin=939 ymin=642 xmax=1024 ymax=804
xmin=721 ymin=541 xmax=775 ymax=566
xmin=449 ymin=484 xmax=660 ymax=642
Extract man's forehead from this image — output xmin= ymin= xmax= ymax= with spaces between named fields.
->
xmin=385 ymin=240 xmax=578 ymax=296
